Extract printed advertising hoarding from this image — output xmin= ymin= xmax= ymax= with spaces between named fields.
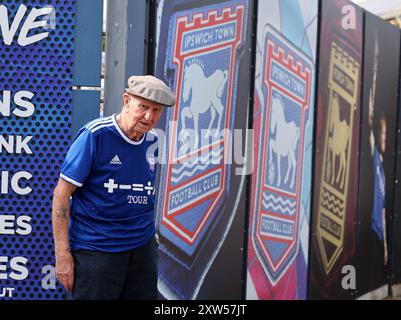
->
xmin=309 ymin=0 xmax=363 ymax=299
xmin=0 ymin=0 xmax=76 ymax=300
xmin=246 ymin=0 xmax=318 ymax=300
xmin=154 ymin=0 xmax=252 ymax=299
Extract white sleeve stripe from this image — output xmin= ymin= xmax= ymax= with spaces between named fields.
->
xmin=85 ymin=118 xmax=109 ymax=129
xmin=60 ymin=173 xmax=83 ymax=187
xmin=91 ymin=123 xmax=114 ymax=133
xmin=86 ymin=117 xmax=113 ymax=130
xmin=87 ymin=119 xmax=113 ymax=131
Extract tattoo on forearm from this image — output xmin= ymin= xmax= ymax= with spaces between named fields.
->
xmin=55 ymin=206 xmax=68 ymax=219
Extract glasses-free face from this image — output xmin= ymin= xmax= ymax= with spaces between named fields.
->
xmin=122 ymin=93 xmax=164 ymax=135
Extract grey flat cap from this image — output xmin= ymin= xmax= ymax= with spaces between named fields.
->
xmin=125 ymin=75 xmax=176 ymax=106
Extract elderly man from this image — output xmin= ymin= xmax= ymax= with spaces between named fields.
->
xmin=52 ymin=75 xmax=175 ymax=300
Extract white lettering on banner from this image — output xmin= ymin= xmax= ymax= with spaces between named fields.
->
xmin=0 ymin=215 xmax=32 ymax=235
xmin=170 ymin=174 xmax=219 ymax=207
xmin=183 ymin=23 xmax=235 ymax=51
xmin=0 ymin=2 xmax=59 ymax=298
xmin=0 ymin=91 xmax=35 ymax=117
xmin=0 ymin=256 xmax=29 ymax=281
xmin=0 ymin=171 xmax=33 ymax=195
xmin=0 ymin=287 xmax=15 ymax=298
xmin=214 ymin=25 xmax=235 ymax=40
xmin=0 ymin=4 xmax=53 ymax=46
xmin=0 ymin=135 xmax=33 ymax=154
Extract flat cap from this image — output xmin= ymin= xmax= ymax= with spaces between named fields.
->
xmin=126 ymin=75 xmax=176 ymax=107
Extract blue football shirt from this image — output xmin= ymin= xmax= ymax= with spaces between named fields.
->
xmin=60 ymin=115 xmax=159 ymax=252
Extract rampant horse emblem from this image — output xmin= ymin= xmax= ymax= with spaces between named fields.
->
xmin=327 ymin=93 xmax=350 ymax=190
xmin=181 ymin=61 xmax=228 ymax=150
xmin=181 ymin=62 xmax=228 ymax=132
xmin=269 ymin=94 xmax=300 ymax=189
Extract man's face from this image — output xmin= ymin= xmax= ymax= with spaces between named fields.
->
xmin=123 ymin=94 xmax=164 ymax=134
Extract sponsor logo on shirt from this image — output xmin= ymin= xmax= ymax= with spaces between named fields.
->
xmin=104 ymin=179 xmax=154 ymax=195
xmin=110 ymin=155 xmax=122 ymax=165
xmin=104 ymin=179 xmax=155 ymax=205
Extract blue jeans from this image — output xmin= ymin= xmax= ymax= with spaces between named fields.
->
xmin=68 ymin=236 xmax=159 ymax=300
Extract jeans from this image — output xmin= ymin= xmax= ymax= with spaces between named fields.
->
xmin=68 ymin=236 xmax=159 ymax=300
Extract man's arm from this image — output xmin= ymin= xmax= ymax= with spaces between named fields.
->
xmin=52 ymin=178 xmax=77 ymax=292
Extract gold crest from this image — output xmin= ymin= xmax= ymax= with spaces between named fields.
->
xmin=317 ymin=42 xmax=360 ymax=274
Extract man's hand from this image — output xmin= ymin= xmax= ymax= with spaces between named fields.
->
xmin=52 ymin=178 xmax=77 ymax=292
xmin=55 ymin=251 xmax=75 ymax=292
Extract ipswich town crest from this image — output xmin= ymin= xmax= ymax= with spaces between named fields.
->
xmin=158 ymin=4 xmax=244 ymax=263
xmin=252 ymin=27 xmax=312 ymax=285
xmin=316 ymin=40 xmax=359 ymax=274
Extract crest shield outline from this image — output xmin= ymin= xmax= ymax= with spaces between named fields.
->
xmin=159 ymin=4 xmax=245 ymax=260
xmin=252 ymin=26 xmax=312 ymax=285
